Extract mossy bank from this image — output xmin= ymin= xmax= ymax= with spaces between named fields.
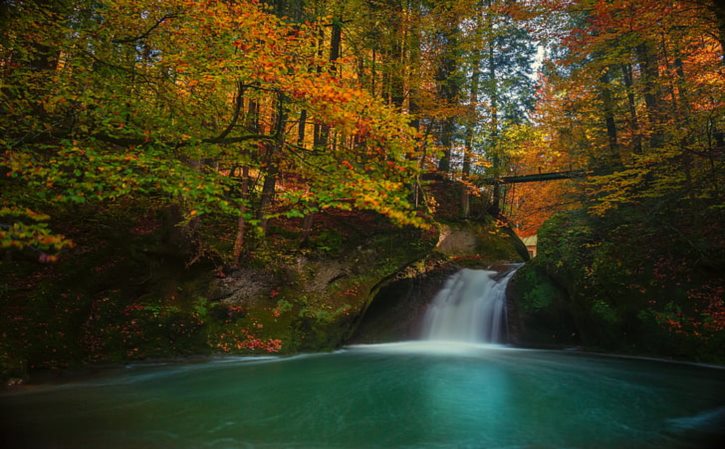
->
xmin=507 ymin=208 xmax=725 ymax=364
xmin=1 ymin=202 xmax=527 ymax=383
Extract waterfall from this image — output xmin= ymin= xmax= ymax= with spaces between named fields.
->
xmin=421 ymin=267 xmax=519 ymax=343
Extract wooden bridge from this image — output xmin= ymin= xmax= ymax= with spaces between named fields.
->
xmin=480 ymin=169 xmax=588 ymax=185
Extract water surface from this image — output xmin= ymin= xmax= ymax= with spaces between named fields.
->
xmin=2 ymin=342 xmax=723 ymax=449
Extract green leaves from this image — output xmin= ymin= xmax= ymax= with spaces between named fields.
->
xmin=0 ymin=206 xmax=73 ymax=254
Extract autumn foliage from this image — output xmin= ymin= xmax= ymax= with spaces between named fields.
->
xmin=1 ymin=0 xmax=427 ymax=263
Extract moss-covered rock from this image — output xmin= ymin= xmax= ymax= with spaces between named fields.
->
xmin=510 ymin=208 xmax=725 ymax=363
xmin=348 ymin=254 xmax=456 ymax=343
xmin=506 ymin=264 xmax=579 ymax=347
xmin=261 ymin=229 xmax=437 ymax=352
xmin=435 ymin=220 xmax=529 ymax=263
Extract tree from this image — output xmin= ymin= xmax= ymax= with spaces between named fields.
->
xmin=507 ymin=0 xmax=725 ymax=352
xmin=0 ymin=0 xmax=426 ymax=264
xmin=519 ymin=0 xmax=723 ymax=216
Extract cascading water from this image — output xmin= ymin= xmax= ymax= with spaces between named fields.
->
xmin=421 ymin=267 xmax=519 ymax=343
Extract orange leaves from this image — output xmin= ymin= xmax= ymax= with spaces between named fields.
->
xmin=215 ymin=327 xmax=283 ymax=353
xmin=232 ymin=39 xmax=249 ymax=51
xmin=355 ymin=119 xmax=371 ymax=139
xmin=291 ymin=74 xmax=361 ymax=107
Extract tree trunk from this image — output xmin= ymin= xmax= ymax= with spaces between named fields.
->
xmin=635 ymin=42 xmax=664 ymax=148
xmin=232 ymin=166 xmax=250 ymax=264
xmin=673 ymin=46 xmax=691 ymax=118
xmin=406 ymin=0 xmax=421 ymax=130
xmin=298 ymin=109 xmax=307 ymax=147
xmin=462 ymin=6 xmax=483 ymax=218
xmin=257 ymin=93 xmax=288 ymax=232
xmin=599 ymin=68 xmax=620 ymax=165
xmin=438 ymin=119 xmax=454 ymax=172
xmin=621 ymin=63 xmax=642 ymax=154
xmin=314 ymin=25 xmax=328 ymax=147
xmin=436 ymin=27 xmax=459 ymax=172
xmin=371 ymin=48 xmax=377 ymax=96
xmin=245 ymin=98 xmax=260 ymax=133
xmin=488 ymin=15 xmax=500 ymax=216
xmin=301 ymin=212 xmax=315 ymax=243
xmin=330 ymin=16 xmax=342 ymax=68
xmin=390 ymin=0 xmax=405 ymax=109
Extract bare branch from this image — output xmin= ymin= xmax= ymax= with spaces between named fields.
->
xmin=112 ymin=13 xmax=178 ymax=44
xmin=212 ymin=81 xmax=245 ymax=142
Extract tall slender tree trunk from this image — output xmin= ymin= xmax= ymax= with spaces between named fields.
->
xmin=314 ymin=16 xmax=342 ymax=147
xmin=488 ymin=20 xmax=501 ymax=216
xmin=230 ymin=81 xmax=265 ymax=261
xmin=313 ymin=26 xmax=328 ymax=147
xmin=671 ymin=45 xmax=697 ymax=200
xmin=390 ymin=0 xmax=405 ymax=109
xmin=381 ymin=50 xmax=391 ymax=104
xmin=370 ymin=48 xmax=377 ymax=96
xmin=438 ymin=120 xmax=454 ymax=172
xmin=673 ymin=45 xmax=691 ymax=119
xmin=245 ymin=98 xmax=260 ymax=134
xmin=406 ymin=0 xmax=421 ymax=130
xmin=436 ymin=29 xmax=459 ymax=172
xmin=462 ymin=8 xmax=483 ymax=218
xmin=301 ymin=213 xmax=315 ymax=243
xmin=636 ymin=42 xmax=664 ymax=148
xmin=599 ymin=68 xmax=620 ymax=166
xmin=257 ymin=93 xmax=288 ymax=232
xmin=621 ymin=63 xmax=642 ymax=154
xmin=232 ymin=166 xmax=250 ymax=264
xmin=297 ymin=109 xmax=307 ymax=147
xmin=330 ymin=16 xmax=342 ymax=66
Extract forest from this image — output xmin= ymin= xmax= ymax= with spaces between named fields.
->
xmin=1 ymin=1 xmax=724 ymax=448
xmin=1 ymin=0 xmax=724 ymax=375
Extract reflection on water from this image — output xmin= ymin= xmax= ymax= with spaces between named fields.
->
xmin=1 ymin=342 xmax=723 ymax=449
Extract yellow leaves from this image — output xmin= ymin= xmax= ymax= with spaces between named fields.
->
xmin=0 ymin=207 xmax=49 ymax=222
